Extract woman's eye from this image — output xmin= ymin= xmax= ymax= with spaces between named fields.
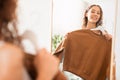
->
xmin=97 ymin=12 xmax=100 ymax=15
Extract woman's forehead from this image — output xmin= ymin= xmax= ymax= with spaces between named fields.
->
xmin=89 ymin=6 xmax=101 ymax=12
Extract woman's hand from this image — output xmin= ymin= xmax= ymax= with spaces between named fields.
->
xmin=102 ymin=30 xmax=112 ymax=40
xmin=103 ymin=33 xmax=112 ymax=40
xmin=34 ymin=48 xmax=60 ymax=80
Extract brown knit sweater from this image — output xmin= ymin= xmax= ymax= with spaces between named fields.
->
xmin=54 ymin=29 xmax=112 ymax=80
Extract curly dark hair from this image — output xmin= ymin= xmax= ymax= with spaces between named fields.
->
xmin=82 ymin=4 xmax=103 ymax=28
xmin=0 ymin=0 xmax=21 ymax=45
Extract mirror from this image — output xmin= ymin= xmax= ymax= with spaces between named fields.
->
xmin=51 ymin=0 xmax=117 ymax=79
xmin=114 ymin=0 xmax=120 ymax=79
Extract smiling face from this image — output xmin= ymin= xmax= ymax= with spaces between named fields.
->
xmin=86 ymin=6 xmax=101 ymax=24
xmin=82 ymin=5 xmax=103 ymax=28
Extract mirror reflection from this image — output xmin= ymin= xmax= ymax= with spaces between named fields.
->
xmin=52 ymin=0 xmax=116 ymax=80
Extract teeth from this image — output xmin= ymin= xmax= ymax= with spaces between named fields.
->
xmin=92 ymin=16 xmax=98 ymax=20
xmin=92 ymin=17 xmax=97 ymax=20
xmin=92 ymin=18 xmax=97 ymax=20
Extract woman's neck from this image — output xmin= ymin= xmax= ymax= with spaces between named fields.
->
xmin=85 ymin=22 xmax=96 ymax=29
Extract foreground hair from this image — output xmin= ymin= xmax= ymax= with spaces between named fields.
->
xmin=0 ymin=0 xmax=21 ymax=46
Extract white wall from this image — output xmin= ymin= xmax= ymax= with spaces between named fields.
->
xmin=18 ymin=0 xmax=51 ymax=53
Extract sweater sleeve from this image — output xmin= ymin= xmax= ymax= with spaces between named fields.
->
xmin=53 ymin=33 xmax=69 ymax=62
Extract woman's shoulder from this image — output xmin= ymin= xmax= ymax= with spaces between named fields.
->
xmin=0 ymin=42 xmax=23 ymax=55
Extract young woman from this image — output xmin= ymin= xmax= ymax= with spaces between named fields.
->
xmin=0 ymin=0 xmax=65 ymax=80
xmin=54 ymin=4 xmax=113 ymax=80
